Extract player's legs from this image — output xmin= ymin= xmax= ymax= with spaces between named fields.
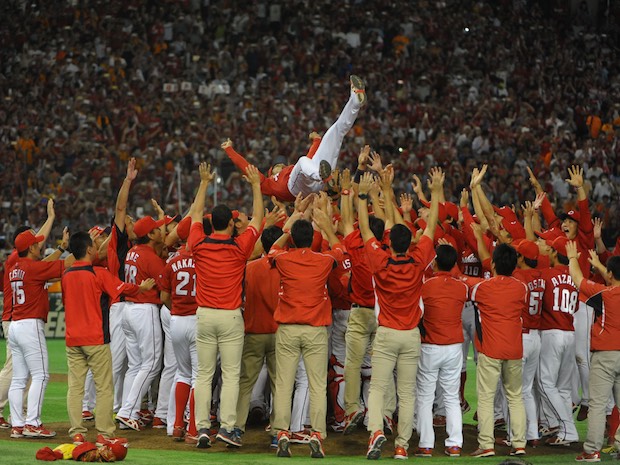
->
xmin=393 ymin=328 xmax=420 ymax=450
xmin=556 ymin=331 xmax=579 ymax=441
xmin=416 ymin=344 xmax=440 ymax=449
xmin=344 ymin=306 xmax=376 ymax=417
xmin=538 ymin=330 xmax=563 ymax=429
xmin=460 ymin=302 xmax=477 ymax=406
xmin=66 ymin=346 xmax=89 ymax=436
xmin=7 ymin=321 xmax=28 ymax=427
xmin=155 ymin=305 xmax=175 ymax=424
xmin=291 ymin=358 xmax=310 ymax=433
xmin=171 ymin=315 xmax=193 ymax=433
xmin=195 ymin=308 xmax=222 ymax=431
xmin=82 ymin=370 xmax=96 ymax=414
xmin=85 ymin=345 xmax=115 ymax=438
xmin=476 ymin=353 xmax=502 ymax=450
xmin=236 ymin=334 xmax=271 ymax=431
xmin=109 ymin=302 xmax=127 ymax=413
xmin=522 ymin=331 xmax=541 ymax=441
xmin=249 ymin=364 xmax=269 ymax=423
xmin=440 ymin=343 xmax=464 ymax=448
xmin=213 ymin=309 xmax=244 ymax=433
xmin=583 ymin=351 xmax=617 ymax=454
xmin=118 ymin=303 xmax=163 ymax=420
xmin=574 ymin=303 xmax=592 ymax=409
xmin=272 ymin=325 xmax=303 ymax=435
xmin=329 ymin=309 xmax=349 ymax=427
xmin=502 ymin=359 xmax=526 ymax=449
xmin=301 ymin=326 xmax=329 ymax=439
xmin=21 ymin=319 xmax=49 ymax=426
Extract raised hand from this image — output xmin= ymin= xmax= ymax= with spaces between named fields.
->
xmin=358 ymin=172 xmax=374 ymax=195
xmin=593 ymin=217 xmax=603 ymax=240
xmin=243 ymin=165 xmax=261 ymax=186
xmin=460 ymin=188 xmax=469 ymax=208
xmin=126 ymin=157 xmax=138 ymax=181
xmin=61 ymin=226 xmax=70 ymax=249
xmin=526 ymin=166 xmax=542 ymax=191
xmin=221 ymin=138 xmax=233 ymax=150
xmin=47 ymin=198 xmax=56 ymax=218
xmin=309 ymin=131 xmax=321 ymax=140
xmin=199 ymin=162 xmax=215 ymax=183
xmin=428 ymin=167 xmax=445 ymax=193
xmin=368 ymin=151 xmax=382 ymax=172
xmin=340 ymin=168 xmax=352 ymax=190
xmin=411 ymin=174 xmax=423 ymax=196
xmin=264 ymin=205 xmax=287 ymax=228
xmin=400 ymin=193 xmax=413 ymax=214
xmin=533 ymin=192 xmax=546 ymax=210
xmin=566 ymin=240 xmax=580 ymax=261
xmin=151 ymin=199 xmax=165 ymax=218
xmin=358 ymin=145 xmax=371 ymax=169
xmin=588 ymin=249 xmax=603 ymax=268
xmin=566 ymin=165 xmax=584 ymax=188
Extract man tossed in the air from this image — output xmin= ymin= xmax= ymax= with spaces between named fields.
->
xmin=222 ymin=75 xmax=366 ymax=202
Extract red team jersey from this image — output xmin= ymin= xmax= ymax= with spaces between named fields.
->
xmin=421 ymin=271 xmax=469 ymax=345
xmin=365 ymin=235 xmax=435 ymax=331
xmin=243 ymin=255 xmax=280 ymax=334
xmin=2 ymin=249 xmax=18 ymax=321
xmin=123 ymin=244 xmax=164 ymax=304
xmin=269 ymin=244 xmax=345 ymax=327
xmin=327 ymin=253 xmax=352 ymax=311
xmin=9 ymin=258 xmax=65 ymax=321
xmin=107 ymin=223 xmax=131 ymax=304
xmin=188 ymin=222 xmax=259 ymax=310
xmin=513 ymin=267 xmax=545 ymax=330
xmin=62 ymin=261 xmax=141 ymax=346
xmin=540 ymin=265 xmax=578 ymax=332
xmin=580 ymin=280 xmax=620 ymax=351
xmin=158 ymin=249 xmax=198 ymax=316
xmin=343 ymin=230 xmax=376 ymax=308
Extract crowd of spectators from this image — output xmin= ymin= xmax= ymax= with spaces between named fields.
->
xmin=0 ymin=0 xmax=619 ymax=260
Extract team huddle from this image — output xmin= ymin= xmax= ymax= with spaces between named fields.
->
xmin=1 ymin=76 xmax=620 ymax=463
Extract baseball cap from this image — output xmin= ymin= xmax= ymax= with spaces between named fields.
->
xmin=503 ymin=220 xmax=526 ymax=241
xmin=559 ymin=209 xmax=580 ymax=222
xmin=443 ymin=202 xmax=459 ymax=221
xmin=175 ymin=217 xmax=192 ymax=241
xmin=516 ymin=240 xmax=539 ymax=260
xmin=493 ymin=205 xmax=518 ymax=223
xmin=535 ymin=227 xmax=562 ymax=241
xmin=88 ymin=226 xmax=111 ymax=238
xmin=547 ymin=236 xmax=569 ymax=256
xmin=133 ymin=216 xmax=166 ymax=238
xmin=15 ymin=230 xmax=45 ymax=252
xmin=420 ymin=200 xmax=447 ymax=222
xmin=164 ymin=214 xmax=182 ymax=225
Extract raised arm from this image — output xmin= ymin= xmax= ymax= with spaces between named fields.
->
xmin=357 ymin=172 xmax=376 ymax=243
xmin=313 ymin=206 xmax=340 ymax=248
xmin=115 ymin=158 xmax=138 ymax=231
xmin=190 ymin=163 xmax=214 ymax=224
xmin=244 ymin=165 xmax=265 ymax=231
xmin=36 ymin=199 xmax=56 ymax=241
xmin=222 ymin=138 xmax=266 ymax=182
xmin=423 ymin=167 xmax=445 ymax=241
xmin=339 ymin=169 xmax=355 ymax=237
xmin=379 ymin=164 xmax=396 ymax=229
xmin=566 ymin=241 xmax=584 ymax=288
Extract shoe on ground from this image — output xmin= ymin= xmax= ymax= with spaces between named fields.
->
xmin=290 ymin=429 xmax=311 ymax=444
xmin=309 ymin=432 xmax=325 ymax=458
xmin=10 ymin=426 xmax=24 ymax=438
xmin=343 ymin=409 xmax=364 ymax=435
xmin=414 ymin=447 xmax=433 ymax=457
xmin=546 ymin=435 xmax=573 ymax=446
xmin=510 ymin=447 xmax=526 ymax=456
xmin=577 ymin=405 xmax=589 ymax=422
xmin=527 ymin=439 xmax=541 ymax=448
xmin=72 ymin=433 xmax=86 ymax=445
xmin=539 ymin=425 xmax=559 ymax=437
xmin=23 ymin=424 xmax=56 ymax=438
xmin=138 ymin=409 xmax=154 ymax=423
xmin=81 ymin=410 xmax=94 ymax=421
xmin=495 ymin=437 xmax=511 ymax=447
xmin=433 ymin=415 xmax=446 ymax=427
xmin=216 ymin=427 xmax=242 ymax=448
xmin=184 ymin=433 xmax=198 ymax=445
xmin=383 ymin=416 xmax=396 ymax=435
xmin=96 ymin=434 xmax=127 ymax=447
xmin=277 ymin=431 xmax=292 ymax=458
xmin=0 ymin=416 xmax=10 ymax=428
xmin=152 ymin=417 xmax=167 ymax=429
xmin=445 ymin=446 xmax=461 ymax=457
xmin=461 ymin=400 xmax=471 ymax=414
xmin=116 ymin=416 xmax=143 ymax=432
xmin=172 ymin=426 xmax=185 ymax=442
xmin=270 ymin=435 xmax=278 ymax=449
xmin=196 ymin=428 xmax=211 ymax=449
xmin=470 ymin=448 xmax=495 ymax=457
xmin=350 ymin=75 xmax=367 ymax=106
xmin=575 ymin=450 xmax=601 ymax=462
xmin=366 ymin=430 xmax=386 ymax=460
xmin=394 ymin=446 xmax=408 ymax=460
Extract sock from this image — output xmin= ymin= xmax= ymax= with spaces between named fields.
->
xmin=188 ymin=389 xmax=197 ymax=436
xmin=174 ymin=382 xmax=191 ymax=429
xmin=460 ymin=371 xmax=467 ymax=403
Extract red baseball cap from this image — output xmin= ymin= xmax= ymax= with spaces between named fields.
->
xmin=444 ymin=202 xmax=459 ymax=221
xmin=133 ymin=216 xmax=166 ymax=238
xmin=535 ymin=227 xmax=562 ymax=241
xmin=503 ymin=220 xmax=526 ymax=241
xmin=164 ymin=214 xmax=182 ymax=225
xmin=15 ymin=230 xmax=45 ymax=252
xmin=420 ymin=200 xmax=447 ymax=222
xmin=516 ymin=239 xmax=539 ymax=260
xmin=176 ymin=217 xmax=192 ymax=241
xmin=493 ymin=205 xmax=518 ymax=223
xmin=547 ymin=236 xmax=569 ymax=256
xmin=89 ymin=226 xmax=111 ymax=238
xmin=559 ymin=209 xmax=580 ymax=222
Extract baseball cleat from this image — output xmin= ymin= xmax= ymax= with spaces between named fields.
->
xmin=350 ymin=75 xmax=366 ymax=106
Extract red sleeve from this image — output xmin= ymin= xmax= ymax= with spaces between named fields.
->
xmin=267 ymin=243 xmax=287 ymax=265
xmin=36 ymin=260 xmax=65 ymax=281
xmin=541 ymin=195 xmax=560 ymax=228
xmin=306 ymin=137 xmax=322 ymax=159
xmin=311 ymin=230 xmax=323 ymax=251
xmin=158 ymin=263 xmax=172 ymax=294
xmin=481 ymin=257 xmax=492 ymax=274
xmin=327 ymin=243 xmax=346 ymax=263
xmin=460 ymin=207 xmax=479 ymax=253
xmin=364 ymin=237 xmax=389 ymax=273
xmin=224 ymin=146 xmax=266 ymax=183
xmin=460 ymin=275 xmax=484 ymax=289
xmin=235 ymin=226 xmax=260 ymax=258
xmin=188 ymin=222 xmax=206 ymax=249
xmin=579 ymin=279 xmax=606 ymax=297
xmin=412 ymin=235 xmax=436 ymax=268
xmin=97 ymin=267 xmax=140 ymax=299
xmin=577 ymin=199 xmax=594 ymax=249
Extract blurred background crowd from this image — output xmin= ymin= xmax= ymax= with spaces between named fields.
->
xmin=0 ymin=0 xmax=619 ymax=259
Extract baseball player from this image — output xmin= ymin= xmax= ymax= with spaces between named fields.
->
xmin=223 ymin=75 xmax=366 ymax=202
xmin=0 ymin=200 xmax=58 ymax=429
xmin=116 ymin=215 xmax=166 ymax=431
xmin=188 ymin=162 xmax=264 ymax=449
xmin=158 ymin=217 xmax=200 ymax=444
xmin=415 ymin=244 xmax=468 ymax=458
xmin=538 ymin=236 xmax=580 ymax=446
xmin=8 ymin=229 xmax=73 ymax=438
xmin=62 ymin=230 xmax=154 ymax=444
xmin=360 ymin=167 xmax=443 ymax=460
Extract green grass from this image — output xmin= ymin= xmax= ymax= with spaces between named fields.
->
xmin=0 ymin=339 xmax=594 ymax=464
